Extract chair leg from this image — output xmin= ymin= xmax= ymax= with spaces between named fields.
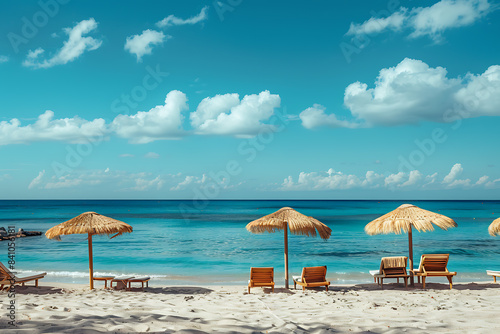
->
xmin=397 ymin=278 xmax=400 ymax=283
xmin=404 ymin=277 xmax=407 ymax=288
xmin=447 ymin=276 xmax=453 ymax=289
xmin=294 ymin=281 xmax=296 ymax=289
xmin=380 ymin=278 xmax=383 ymax=289
xmin=422 ymin=277 xmax=426 ymax=289
xmin=248 ymin=286 xmax=250 ymax=293
xmin=272 ymin=285 xmax=274 ymax=293
xmin=373 ymin=277 xmax=376 ymax=283
xmin=494 ymin=276 xmax=497 ymax=283
xmin=302 ymin=286 xmax=305 ymax=291
xmin=35 ymin=279 xmax=39 ymax=287
xmin=325 ymin=285 xmax=328 ymax=291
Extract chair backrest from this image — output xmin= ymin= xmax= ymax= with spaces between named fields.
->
xmin=380 ymin=256 xmax=407 ymax=276
xmin=302 ymin=266 xmax=327 ymax=283
xmin=250 ymin=267 xmax=273 ymax=283
xmin=420 ymin=254 xmax=450 ymax=272
xmin=0 ymin=262 xmax=15 ymax=281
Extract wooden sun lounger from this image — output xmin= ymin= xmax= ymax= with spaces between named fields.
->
xmin=0 ymin=262 xmax=46 ymax=290
xmin=370 ymin=256 xmax=409 ymax=288
xmin=293 ymin=266 xmax=330 ymax=291
xmin=248 ymin=267 xmax=274 ymax=293
xmin=93 ymin=276 xmax=115 ymax=289
xmin=486 ymin=270 xmax=500 ymax=282
xmin=110 ymin=276 xmax=135 ymax=290
xmin=411 ymin=254 xmax=457 ymax=289
xmin=127 ymin=276 xmax=150 ymax=290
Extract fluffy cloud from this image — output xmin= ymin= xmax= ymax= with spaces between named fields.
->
xmin=302 ymin=58 xmax=500 ymax=129
xmin=112 ymin=90 xmax=188 ymax=143
xmin=190 ymin=91 xmax=281 ymax=137
xmin=347 ymin=9 xmax=407 ymax=36
xmin=23 ymin=18 xmax=102 ymax=69
xmin=347 ymin=0 xmax=491 ymax=40
xmin=156 ymin=6 xmax=209 ymax=28
xmin=28 ymin=170 xmax=45 ymax=189
xmin=300 ymin=104 xmax=361 ymax=129
xmin=0 ymin=55 xmax=8 ymax=63
xmin=28 ymin=169 xmax=164 ymax=191
xmin=124 ymin=29 xmax=167 ymax=62
xmin=280 ymin=164 xmax=492 ymax=191
xmin=0 ymin=90 xmax=283 ymax=146
xmin=0 ymin=110 xmax=107 ymax=145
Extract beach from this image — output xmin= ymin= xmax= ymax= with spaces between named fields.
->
xmin=2 ymin=281 xmax=500 ymax=333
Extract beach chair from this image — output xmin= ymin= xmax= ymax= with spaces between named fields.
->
xmin=0 ymin=262 xmax=46 ymax=290
xmin=486 ymin=270 xmax=500 ymax=283
xmin=110 ymin=276 xmax=135 ymax=290
xmin=127 ymin=276 xmax=151 ymax=291
xmin=293 ymin=266 xmax=330 ymax=291
xmin=411 ymin=254 xmax=457 ymax=289
xmin=248 ymin=267 xmax=274 ymax=293
xmin=93 ymin=275 xmax=115 ymax=289
xmin=370 ymin=256 xmax=409 ymax=288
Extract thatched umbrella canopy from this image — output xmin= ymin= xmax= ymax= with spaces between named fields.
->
xmin=489 ymin=218 xmax=500 ymax=236
xmin=246 ymin=207 xmax=331 ymax=288
xmin=46 ymin=212 xmax=133 ymax=289
xmin=365 ymin=204 xmax=457 ymax=285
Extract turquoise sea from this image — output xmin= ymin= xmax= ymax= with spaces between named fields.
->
xmin=1 ymin=200 xmax=499 ymax=286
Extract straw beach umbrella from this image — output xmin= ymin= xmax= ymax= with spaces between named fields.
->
xmin=365 ymin=204 xmax=457 ymax=285
xmin=45 ymin=212 xmax=133 ymax=289
xmin=488 ymin=218 xmax=500 ymax=236
xmin=246 ymin=207 xmax=331 ymax=289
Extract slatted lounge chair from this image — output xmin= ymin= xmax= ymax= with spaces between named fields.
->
xmin=248 ymin=267 xmax=274 ymax=293
xmin=127 ymin=276 xmax=150 ymax=290
xmin=0 ymin=262 xmax=46 ymax=290
xmin=93 ymin=275 xmax=115 ymax=289
xmin=370 ymin=256 xmax=409 ymax=288
xmin=110 ymin=276 xmax=135 ymax=290
xmin=486 ymin=270 xmax=500 ymax=282
xmin=293 ymin=266 xmax=330 ymax=291
xmin=411 ymin=254 xmax=457 ymax=289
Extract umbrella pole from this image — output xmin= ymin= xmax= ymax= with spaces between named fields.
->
xmin=88 ymin=233 xmax=94 ymax=290
xmin=408 ymin=226 xmax=414 ymax=286
xmin=284 ymin=224 xmax=289 ymax=289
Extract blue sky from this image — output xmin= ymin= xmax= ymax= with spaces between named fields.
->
xmin=1 ymin=0 xmax=499 ymax=199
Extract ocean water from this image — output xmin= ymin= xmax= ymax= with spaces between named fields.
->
xmin=0 ymin=200 xmax=499 ymax=286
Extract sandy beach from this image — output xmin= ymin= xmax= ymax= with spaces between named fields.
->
xmin=2 ymin=281 xmax=500 ymax=333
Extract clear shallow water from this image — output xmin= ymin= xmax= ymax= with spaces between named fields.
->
xmin=0 ymin=200 xmax=499 ymax=285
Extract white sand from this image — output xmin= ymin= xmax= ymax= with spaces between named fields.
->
xmin=2 ymin=281 xmax=500 ymax=333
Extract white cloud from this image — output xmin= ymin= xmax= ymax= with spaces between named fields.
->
xmin=443 ymin=163 xmax=464 ymax=184
xmin=28 ymin=170 xmax=45 ymax=189
xmin=145 ymin=152 xmax=160 ymax=159
xmin=280 ymin=165 xmax=492 ymax=191
xmin=132 ymin=175 xmax=163 ymax=191
xmin=401 ymin=170 xmax=423 ymax=187
xmin=300 ymin=104 xmax=361 ymax=129
xmin=124 ymin=29 xmax=167 ymax=62
xmin=156 ymin=6 xmax=209 ymax=28
xmin=475 ymin=175 xmax=489 ymax=185
xmin=23 ymin=18 xmax=102 ymax=69
xmin=346 ymin=0 xmax=491 ymax=41
xmin=346 ymin=9 xmax=407 ymax=36
xmin=410 ymin=0 xmax=491 ymax=39
xmin=0 ymin=110 xmax=107 ymax=145
xmin=171 ymin=174 xmax=207 ymax=191
xmin=384 ymin=172 xmax=406 ymax=188
xmin=112 ymin=90 xmax=188 ymax=143
xmin=0 ymin=55 xmax=9 ymax=63
xmin=303 ymin=58 xmax=500 ymax=129
xmin=191 ymin=91 xmax=281 ymax=137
